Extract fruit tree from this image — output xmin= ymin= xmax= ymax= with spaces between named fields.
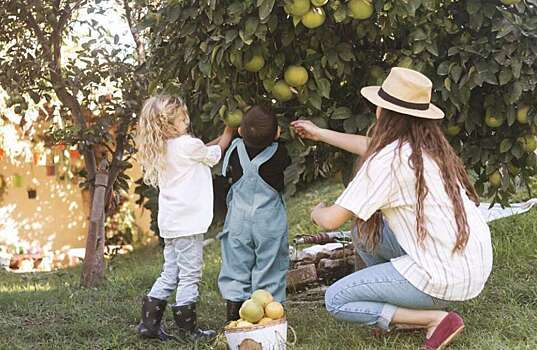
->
xmin=143 ymin=0 xmax=537 ymax=205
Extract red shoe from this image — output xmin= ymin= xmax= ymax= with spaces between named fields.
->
xmin=423 ymin=312 xmax=465 ymax=350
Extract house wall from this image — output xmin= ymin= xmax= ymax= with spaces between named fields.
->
xmin=0 ymin=159 xmax=151 ymax=252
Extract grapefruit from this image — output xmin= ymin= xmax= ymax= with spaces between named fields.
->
xmin=518 ymin=135 xmax=537 ymax=153
xmin=272 ymin=81 xmax=294 ymax=102
xmin=284 ymin=65 xmax=309 ymax=87
xmin=446 ymin=123 xmax=461 ymax=136
xmin=239 ymin=299 xmax=264 ymax=324
xmin=501 ymin=0 xmax=521 ymax=4
xmin=258 ymin=317 xmax=274 ymax=326
xmin=244 ymin=54 xmax=265 ymax=72
xmin=311 ymin=0 xmax=328 ymax=6
xmin=264 ymin=301 xmax=285 ymax=320
xmin=301 ymin=7 xmax=326 ymax=29
xmin=508 ymin=163 xmax=521 ymax=175
xmin=251 ymin=289 xmax=274 ymax=308
xmin=488 ymin=171 xmax=502 ymax=188
xmin=225 ymin=110 xmax=243 ymax=128
xmin=485 ymin=113 xmax=504 ymax=128
xmin=516 ymin=105 xmax=529 ymax=124
xmin=285 ymin=0 xmax=310 ymax=17
xmin=348 ymin=0 xmax=374 ymax=20
xmin=236 ymin=320 xmax=254 ymax=328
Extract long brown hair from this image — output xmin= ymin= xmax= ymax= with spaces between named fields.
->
xmin=357 ymin=108 xmax=479 ymax=253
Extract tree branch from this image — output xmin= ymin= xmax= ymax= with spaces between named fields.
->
xmin=123 ymin=0 xmax=146 ymax=64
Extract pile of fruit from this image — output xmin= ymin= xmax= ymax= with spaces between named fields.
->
xmin=225 ymin=290 xmax=285 ymax=330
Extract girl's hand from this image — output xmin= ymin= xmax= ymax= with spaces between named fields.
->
xmin=291 ymin=120 xmax=324 ymax=142
xmin=223 ymin=126 xmax=236 ymax=135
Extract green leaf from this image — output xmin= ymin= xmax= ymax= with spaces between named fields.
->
xmin=309 ymin=92 xmax=322 ymax=110
xmin=315 ymin=78 xmax=331 ymax=98
xmin=437 ymin=61 xmax=450 ymax=76
xmin=258 ymin=0 xmax=275 ymax=21
xmin=500 ymin=139 xmax=512 ymax=153
xmin=466 ymin=0 xmax=481 ymax=15
xmin=333 ymin=7 xmax=347 ymax=23
xmin=498 ymin=68 xmax=512 ymax=85
xmin=331 ymin=107 xmax=352 ymax=120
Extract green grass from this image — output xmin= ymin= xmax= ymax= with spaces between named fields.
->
xmin=1 ymin=179 xmax=537 ymax=349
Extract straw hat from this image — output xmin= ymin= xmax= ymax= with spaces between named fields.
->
xmin=361 ymin=67 xmax=444 ymax=119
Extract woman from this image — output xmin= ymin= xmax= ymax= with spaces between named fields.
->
xmin=291 ymin=68 xmax=492 ymax=350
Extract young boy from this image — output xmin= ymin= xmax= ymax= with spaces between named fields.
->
xmin=218 ymin=105 xmax=291 ymax=321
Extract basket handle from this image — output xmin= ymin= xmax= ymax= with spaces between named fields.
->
xmin=274 ymin=325 xmax=297 ymax=348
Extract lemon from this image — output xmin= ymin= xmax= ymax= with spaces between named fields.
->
xmin=301 ymin=7 xmax=326 ymax=29
xmin=348 ymin=0 xmax=374 ymax=20
xmin=272 ymin=80 xmax=294 ymax=102
xmin=284 ymin=65 xmax=309 ymax=87
xmin=244 ymin=54 xmax=265 ymax=72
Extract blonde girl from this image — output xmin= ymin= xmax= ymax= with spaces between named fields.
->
xmin=136 ymin=95 xmax=233 ymax=342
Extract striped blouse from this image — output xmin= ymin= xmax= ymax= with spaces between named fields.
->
xmin=336 ymin=141 xmax=493 ymax=301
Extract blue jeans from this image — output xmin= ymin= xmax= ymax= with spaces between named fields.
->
xmin=324 ymin=222 xmax=447 ymax=330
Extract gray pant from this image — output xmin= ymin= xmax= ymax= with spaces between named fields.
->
xmin=148 ymin=234 xmax=204 ymax=306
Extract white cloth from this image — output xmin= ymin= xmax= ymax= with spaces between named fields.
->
xmin=157 ymin=135 xmax=221 ymax=238
xmin=479 ymin=199 xmax=537 ymax=222
xmin=336 ymin=141 xmax=493 ymax=301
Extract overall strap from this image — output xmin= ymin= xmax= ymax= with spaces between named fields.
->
xmin=222 ymin=138 xmax=241 ymax=177
xmin=250 ymin=142 xmax=278 ymax=170
xmin=236 ymin=140 xmax=256 ymax=174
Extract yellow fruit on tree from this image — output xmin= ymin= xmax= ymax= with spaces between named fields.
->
xmin=272 ymin=80 xmax=294 ymax=102
xmin=284 ymin=65 xmax=309 ymax=87
xmin=518 ymin=135 xmax=537 ymax=153
xmin=239 ymin=299 xmax=264 ymax=323
xmin=348 ymin=0 xmax=374 ymax=20
xmin=244 ymin=54 xmax=265 ymax=72
xmin=251 ymin=289 xmax=274 ymax=308
xmin=225 ymin=110 xmax=243 ymax=128
xmin=258 ymin=317 xmax=274 ymax=326
xmin=488 ymin=171 xmax=502 ymax=188
xmin=508 ymin=163 xmax=521 ymax=175
xmin=265 ymin=301 xmax=285 ymax=320
xmin=285 ymin=0 xmax=311 ymax=17
xmin=311 ymin=0 xmax=328 ymax=7
xmin=446 ymin=123 xmax=461 ymax=136
xmin=398 ymin=56 xmax=413 ymax=68
xmin=301 ymin=7 xmax=326 ymax=29
xmin=516 ymin=105 xmax=529 ymax=124
xmin=484 ymin=113 xmax=504 ymax=128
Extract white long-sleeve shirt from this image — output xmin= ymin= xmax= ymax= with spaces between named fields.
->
xmin=336 ymin=141 xmax=493 ymax=301
xmin=157 ymin=135 xmax=221 ymax=238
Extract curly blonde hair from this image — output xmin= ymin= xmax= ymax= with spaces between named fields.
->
xmin=137 ymin=95 xmax=190 ymax=187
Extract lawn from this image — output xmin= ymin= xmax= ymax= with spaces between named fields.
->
xmin=1 ymin=179 xmax=536 ymax=349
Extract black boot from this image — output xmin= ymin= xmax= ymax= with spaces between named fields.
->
xmin=226 ymin=300 xmax=243 ymax=322
xmin=136 ymin=296 xmax=175 ymax=341
xmin=172 ymin=303 xmax=216 ymax=342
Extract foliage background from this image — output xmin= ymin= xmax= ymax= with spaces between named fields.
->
xmin=143 ymin=0 xmax=537 ymax=205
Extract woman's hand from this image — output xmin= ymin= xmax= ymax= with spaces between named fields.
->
xmin=291 ymin=120 xmax=324 ymax=142
xmin=311 ymin=203 xmax=353 ymax=231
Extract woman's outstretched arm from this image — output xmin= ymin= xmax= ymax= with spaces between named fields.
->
xmin=291 ymin=120 xmax=370 ymax=157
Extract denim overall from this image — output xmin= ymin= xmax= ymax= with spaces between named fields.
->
xmin=217 ymin=139 xmax=289 ymax=303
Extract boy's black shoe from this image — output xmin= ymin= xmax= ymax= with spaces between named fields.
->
xmin=172 ymin=303 xmax=216 ymax=342
xmin=226 ymin=300 xmax=243 ymax=322
xmin=136 ymin=295 xmax=175 ymax=341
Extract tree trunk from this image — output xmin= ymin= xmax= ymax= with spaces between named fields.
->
xmin=81 ymin=162 xmax=109 ymax=288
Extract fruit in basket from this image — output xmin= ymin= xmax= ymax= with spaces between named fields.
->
xmin=225 ymin=320 xmax=238 ymax=329
xmin=258 ymin=317 xmax=274 ymax=326
xmin=265 ymin=301 xmax=285 ymax=320
xmin=236 ymin=320 xmax=254 ymax=328
xmin=239 ymin=299 xmax=264 ymax=323
xmin=251 ymin=289 xmax=274 ymax=308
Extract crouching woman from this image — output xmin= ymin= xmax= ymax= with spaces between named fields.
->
xmin=291 ymin=68 xmax=493 ymax=350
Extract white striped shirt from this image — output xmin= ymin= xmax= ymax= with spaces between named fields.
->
xmin=336 ymin=141 xmax=493 ymax=301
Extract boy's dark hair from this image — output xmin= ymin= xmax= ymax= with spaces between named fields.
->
xmin=241 ymin=105 xmax=278 ymax=149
